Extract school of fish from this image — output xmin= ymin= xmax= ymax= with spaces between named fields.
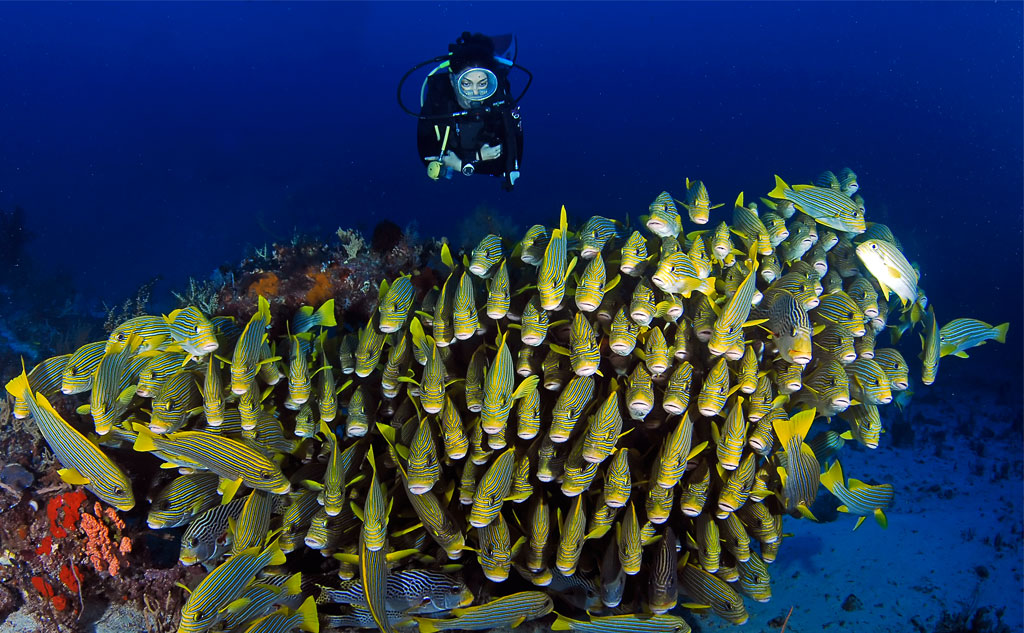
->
xmin=4 ymin=169 xmax=1010 ymax=633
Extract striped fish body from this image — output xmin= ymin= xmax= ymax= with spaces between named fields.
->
xmin=771 ymin=358 xmax=803 ymax=394
xmin=414 ymin=592 xmax=553 ymax=632
xmin=939 ymin=318 xmax=1009 ymax=358
xmin=178 ymin=536 xmax=287 ymax=633
xmin=437 ymin=395 xmax=468 ymax=459
xmin=556 ymin=495 xmax=587 ymax=574
xmin=579 ymin=215 xmax=619 ymax=259
xmin=846 ymin=358 xmax=893 ymax=405
xmin=603 ymin=448 xmax=631 ymax=508
xmin=814 ymin=324 xmax=858 ymax=364
xmin=762 ymin=212 xmax=790 ymax=247
xmin=620 ymin=230 xmax=649 ymax=275
xmin=609 ymin=307 xmax=641 ymax=356
xmin=469 ymin=448 xmax=515 ymax=528
xmin=230 ymin=296 xmax=272 ymax=393
xmin=552 ymin=613 xmax=691 ymax=632
xmin=772 ymin=409 xmax=821 ymax=517
xmin=560 ymin=440 xmax=601 ymax=497
xmin=284 ymin=334 xmax=313 ymax=407
xmin=599 ymin=538 xmax=625 ymax=608
xmin=538 ymin=221 xmax=569 ymax=310
xmin=470 ymin=234 xmax=503 ymax=278
xmin=709 ymin=257 xmax=759 ymax=358
xmin=679 ymin=460 xmax=710 ymax=516
xmin=550 ymin=374 xmax=595 ymax=442
xmin=855 ymin=239 xmax=918 ymax=306
xmin=735 ymin=499 xmax=778 ymax=544
xmin=768 ymin=175 xmax=866 ymax=233
xmin=647 ymin=527 xmax=679 ymax=614
xmin=404 ymin=483 xmax=466 ymax=560
xmin=683 ymin=178 xmax=720 ymax=225
xmin=520 ymin=295 xmax=550 ymax=346
xmin=625 ymin=363 xmax=654 ymax=421
xmin=407 ymin=417 xmax=441 ymax=494
xmin=61 ymin=340 xmax=106 ymax=395
xmin=811 ymin=291 xmax=866 ymax=337
xmin=360 ymin=531 xmax=397 ymax=633
xmin=732 ymin=203 xmax=773 ymax=256
xmin=526 ymin=495 xmax=551 ymax=572
xmin=135 ymin=351 xmax=190 ymax=398
xmin=419 ymin=346 xmax=448 ymax=414
xmin=718 ymin=509 xmax=751 ymax=561
xmin=220 ymin=574 xmax=303 ymax=632
xmin=361 ymin=449 xmax=389 ymax=551
xmin=643 ymin=326 xmax=671 ymax=376
xmin=519 ymin=225 xmax=550 ymax=266
xmin=820 ymin=459 xmax=894 ymax=529
xmin=146 ymin=472 xmax=220 ymax=529
xmin=746 ymin=375 xmax=774 ymax=424
xmin=697 ymin=357 xmax=730 ymax=417
xmin=452 ymin=272 xmax=480 ymax=341
xmin=838 ymin=167 xmax=859 ymax=196
xmin=6 ymin=371 xmax=135 ymax=510
xmin=645 ymin=479 xmax=674 ymax=524
xmin=178 ymin=496 xmax=246 ymax=565
xmin=320 ymin=570 xmax=472 ymax=614
xmin=691 ymin=294 xmax=717 ymax=342
xmin=873 ymin=348 xmax=910 ymax=390
xmin=920 ymin=306 xmax=941 ymax=385
xmin=692 ymin=512 xmax=721 ymax=571
xmin=840 ymin=403 xmax=882 ymax=449
xmin=515 ymin=385 xmax=541 ymax=440
xmin=13 ymin=354 xmax=69 ymax=419
xmin=486 ymin=258 xmax=511 ymax=319
xmin=132 ymin=424 xmax=290 ymax=493
xmin=510 ymin=453 xmax=532 ymax=501
xmin=846 ymin=275 xmax=880 ymax=318
xmin=106 ymin=315 xmax=171 ymax=354
xmin=581 ymin=390 xmax=623 ymax=463
xmin=748 ymin=404 xmax=781 ymax=456
xmin=646 ymin=192 xmax=682 ymax=238
xmin=477 ymin=511 xmax=513 ymax=581
xmin=166 ymin=306 xmax=219 ymax=356
xmin=800 ymin=360 xmax=851 ymax=416
xmin=91 ymin=337 xmax=145 ymax=435
xmin=569 ymin=313 xmax=602 ymax=376
xmin=232 ymin=489 xmax=274 ymax=555
xmin=662 ymin=361 xmax=693 ymax=415
xmin=630 ymin=279 xmax=657 ymax=326
xmin=678 ymin=564 xmax=748 ymax=625
xmin=575 ymin=254 xmax=607 ymax=312
xmin=150 ymin=370 xmax=201 ymax=434
xmin=651 ymin=252 xmax=704 ymax=297
xmin=356 ymin=314 xmax=389 ymax=378
xmin=239 ymin=596 xmax=317 ymax=633
xmin=716 ymin=398 xmax=748 ymax=470
xmin=463 ymin=343 xmax=487 ymax=412
xmin=815 ymin=170 xmax=840 ymax=190
xmin=618 ymin=502 xmax=642 ymax=574
xmin=655 ymin=414 xmax=695 ymax=488
xmin=378 ymin=276 xmax=415 ymax=334
xmin=737 ymin=551 xmax=772 ymax=602
xmin=718 ymin=451 xmax=756 ymax=513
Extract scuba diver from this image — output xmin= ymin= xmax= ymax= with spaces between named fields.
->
xmin=398 ymin=32 xmax=532 ymax=191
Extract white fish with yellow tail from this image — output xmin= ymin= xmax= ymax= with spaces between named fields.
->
xmin=855 ymin=238 xmax=919 ymax=306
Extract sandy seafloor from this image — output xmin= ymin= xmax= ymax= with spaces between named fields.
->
xmin=1 ymin=364 xmax=1020 ymax=633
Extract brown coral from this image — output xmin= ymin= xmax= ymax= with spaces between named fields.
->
xmin=305 ymin=269 xmax=333 ymax=305
xmin=246 ymin=272 xmax=279 ymax=298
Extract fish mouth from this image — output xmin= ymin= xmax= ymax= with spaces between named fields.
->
xmin=469 ymin=263 xmax=488 ymax=276
xmin=379 ymin=323 xmax=400 ymax=334
xmin=574 ymin=365 xmax=598 ymax=377
xmin=620 ymin=263 xmax=635 ymax=274
xmin=663 ymin=402 xmax=685 ymax=415
xmin=724 ymin=347 xmax=744 ymax=362
xmin=698 ymin=405 xmax=721 ymax=417
xmin=201 ymin=342 xmax=220 ymax=353
xmin=576 ymin=299 xmax=599 ymax=312
xmin=522 ymin=334 xmax=543 ymax=346
xmin=877 ymin=394 xmax=893 ymax=404
xmin=610 ymin=341 xmax=633 ymax=355
xmin=789 ymin=351 xmax=813 ymax=366
xmin=548 ymin=431 xmax=570 ymax=443
xmin=580 ymin=247 xmax=600 ymax=259
xmin=850 ymin=325 xmax=867 ymax=337
xmin=831 ymin=397 xmax=851 ymax=410
xmin=604 ymin=496 xmax=627 ymax=508
xmin=893 ymin=380 xmax=909 ymax=390
xmin=408 ymin=483 xmax=433 ymax=495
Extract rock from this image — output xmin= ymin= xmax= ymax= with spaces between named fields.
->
xmin=841 ymin=594 xmax=863 ymax=611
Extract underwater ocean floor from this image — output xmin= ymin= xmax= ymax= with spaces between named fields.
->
xmin=1 ymin=377 xmax=1019 ymax=633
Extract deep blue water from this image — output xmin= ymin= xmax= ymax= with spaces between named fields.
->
xmin=1 ymin=1 xmax=1021 ymax=375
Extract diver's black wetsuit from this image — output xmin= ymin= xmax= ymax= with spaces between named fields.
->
xmin=417 ymin=73 xmax=523 ymax=189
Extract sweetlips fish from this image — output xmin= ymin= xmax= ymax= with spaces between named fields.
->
xmin=938 ymin=318 xmax=1009 ymax=358
xmin=768 ymin=175 xmax=866 ymax=234
xmin=820 ymin=459 xmax=894 ymax=530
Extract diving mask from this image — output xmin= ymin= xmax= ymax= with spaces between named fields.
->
xmin=453 ymin=67 xmax=498 ymax=102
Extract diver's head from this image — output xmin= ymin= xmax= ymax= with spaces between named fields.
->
xmin=448 ymin=32 xmax=503 ymax=109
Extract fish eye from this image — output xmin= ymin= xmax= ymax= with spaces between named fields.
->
xmin=195 ymin=325 xmax=202 ymax=334
xmin=186 ymin=537 xmax=198 ymax=547
xmin=260 ymin=470 xmax=272 ymax=479
xmin=115 ymin=487 xmax=125 ymax=496
xmin=118 ymin=333 xmax=126 ymax=341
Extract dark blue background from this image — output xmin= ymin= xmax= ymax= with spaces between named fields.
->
xmin=1 ymin=1 xmax=1020 ymax=377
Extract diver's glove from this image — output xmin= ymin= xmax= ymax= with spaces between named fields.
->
xmin=440 ymin=150 xmax=463 ymax=170
xmin=478 ymin=144 xmax=503 ymax=161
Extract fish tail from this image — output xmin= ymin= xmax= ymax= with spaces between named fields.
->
xmin=994 ymin=322 xmax=1009 ymax=343
xmin=818 ymin=459 xmax=843 ymax=494
xmin=768 ymin=175 xmax=789 ymax=199
xmin=4 ymin=362 xmax=30 ymax=400
xmin=551 ymin=614 xmax=573 ymax=631
xmin=295 ymin=595 xmax=319 ymax=633
xmin=131 ymin=422 xmax=162 ymax=453
xmin=414 ymin=617 xmax=440 ymax=633
xmin=315 ymin=299 xmax=337 ymax=328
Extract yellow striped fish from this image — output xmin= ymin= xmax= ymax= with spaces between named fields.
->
xmin=617 ymin=502 xmax=642 ymax=575
xmin=855 ymin=238 xmax=920 ymax=307
xmin=820 ymin=459 xmax=894 ymax=530
xmin=678 ymin=561 xmax=748 ymax=625
xmin=538 ymin=206 xmax=576 ymax=310
xmin=290 ymin=298 xmax=337 ymax=334
xmin=132 ymin=423 xmax=290 ymax=494
xmin=230 ymin=295 xmax=273 ymax=394
xmin=178 ymin=534 xmax=287 ymax=633
xmin=477 ymin=510 xmax=513 ymax=581
xmin=939 ymin=318 xmax=1009 ymax=358
xmin=556 ymin=495 xmax=587 ymax=574
xmin=920 ymin=306 xmax=940 ymax=385
xmin=452 ymin=271 xmax=480 ymax=341
xmin=481 ymin=333 xmax=538 ymax=434
xmin=485 ymin=257 xmax=511 ymax=319
xmin=469 ymin=234 xmax=503 ymax=277
xmin=768 ymin=175 xmax=866 ymax=234
xmin=414 ymin=591 xmax=553 ymax=632
xmin=697 ymin=356 xmax=731 ymax=417
xmin=602 ymin=448 xmax=631 ymax=508
xmin=619 ymin=231 xmax=649 ymax=276
xmin=575 ymin=253 xmax=609 ymax=312
xmin=580 ymin=386 xmax=623 ymax=464
xmin=469 ymin=448 xmax=515 ymax=528
xmin=6 ymin=367 xmax=135 ymax=510
xmin=520 ymin=295 xmax=551 ymax=346
xmin=551 ymin=375 xmax=597 ymax=442
xmin=645 ymin=191 xmax=682 ymax=238
xmin=772 ymin=408 xmax=820 ymax=520
xmin=682 ymin=178 xmax=724 ymax=225
xmin=708 ymin=248 xmax=761 ymax=359
xmin=568 ymin=312 xmax=602 ymax=376
xmin=61 ymin=340 xmax=106 ymax=395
